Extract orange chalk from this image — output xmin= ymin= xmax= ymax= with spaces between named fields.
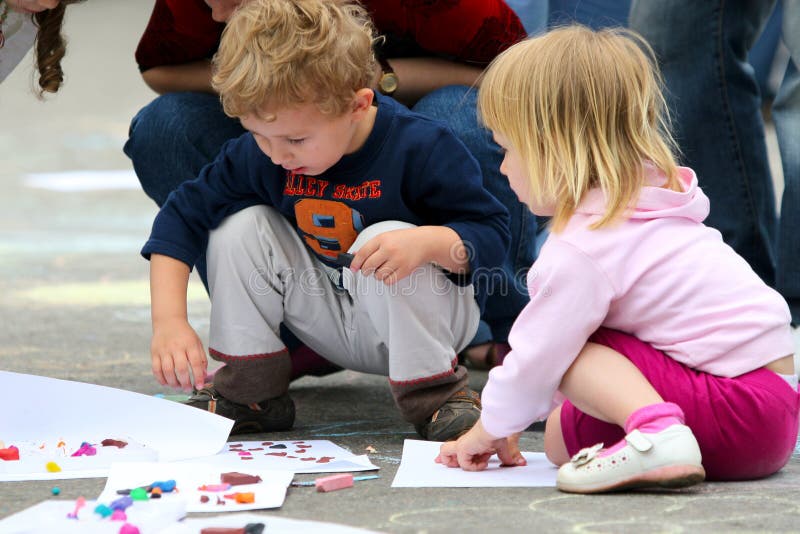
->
xmin=315 ymin=474 xmax=354 ymax=492
xmin=234 ymin=492 xmax=255 ymax=504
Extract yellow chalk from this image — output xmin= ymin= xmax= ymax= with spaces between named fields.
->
xmin=46 ymin=461 xmax=62 ymax=473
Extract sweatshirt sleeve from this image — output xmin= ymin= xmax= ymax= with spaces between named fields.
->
xmin=480 ymin=239 xmax=616 ymax=438
xmin=140 ymin=134 xmax=276 ymax=267
xmin=406 ymin=128 xmax=510 ymax=287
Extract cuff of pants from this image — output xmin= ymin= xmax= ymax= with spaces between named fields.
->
xmin=210 ymin=348 xmax=291 ymax=405
xmin=389 ymin=363 xmax=469 ymax=424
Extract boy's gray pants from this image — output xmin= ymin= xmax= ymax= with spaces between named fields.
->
xmin=206 ymin=206 xmax=480 ymax=424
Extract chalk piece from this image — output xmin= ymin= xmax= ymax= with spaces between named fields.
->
xmin=101 ymin=439 xmax=128 ymax=448
xmin=110 ymin=510 xmax=127 ymax=521
xmin=235 ymin=492 xmax=255 ymax=504
xmin=94 ymin=504 xmax=113 ymax=518
xmin=119 ymin=524 xmax=141 ymax=534
xmin=45 ymin=461 xmax=61 ymax=472
xmin=221 ymin=472 xmax=263 ymax=486
xmin=200 ymin=528 xmax=244 ymax=534
xmin=315 ymin=473 xmax=354 ymax=492
xmin=268 ymin=444 xmax=287 ymax=449
xmin=0 ymin=446 xmax=19 ymax=461
xmin=200 ymin=495 xmax=210 ymax=503
xmin=51 ymin=487 xmax=61 ymax=496
xmin=198 ymin=483 xmax=231 ymax=492
xmin=130 ymin=487 xmax=149 ymax=501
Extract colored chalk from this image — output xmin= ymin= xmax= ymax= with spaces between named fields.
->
xmin=110 ymin=510 xmax=127 ymax=521
xmin=200 ymin=525 xmax=264 ymax=534
xmin=71 ymin=442 xmax=97 ymax=457
xmin=223 ymin=492 xmax=255 ymax=503
xmin=315 ymin=473 xmax=354 ymax=492
xmin=119 ymin=524 xmax=141 ymax=534
xmin=220 ymin=472 xmax=262 ymax=486
xmin=101 ymin=439 xmax=128 ymax=448
xmin=94 ymin=504 xmax=113 ymax=518
xmin=67 ymin=497 xmax=86 ymax=519
xmin=130 ymin=487 xmax=149 ymax=501
xmin=45 ymin=461 xmax=61 ymax=472
xmin=148 ymin=479 xmax=177 ymax=493
xmin=51 ymin=487 xmax=61 ymax=496
xmin=198 ymin=483 xmax=232 ymax=492
xmin=110 ymin=496 xmax=133 ymax=511
xmin=0 ymin=446 xmax=19 ymax=461
xmin=292 ymin=474 xmax=379 ymax=487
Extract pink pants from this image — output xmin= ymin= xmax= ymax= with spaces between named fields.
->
xmin=560 ymin=328 xmax=799 ymax=480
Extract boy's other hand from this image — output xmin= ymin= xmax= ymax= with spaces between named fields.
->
xmin=349 ymin=228 xmax=428 ymax=285
xmin=151 ymin=318 xmax=208 ymax=391
xmin=436 ymin=421 xmax=526 ymax=471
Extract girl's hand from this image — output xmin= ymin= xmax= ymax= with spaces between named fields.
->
xmin=436 ymin=421 xmax=527 ymax=471
xmin=151 ymin=318 xmax=208 ymax=391
xmin=350 ymin=228 xmax=428 ymax=285
xmin=7 ymin=0 xmax=61 ymax=14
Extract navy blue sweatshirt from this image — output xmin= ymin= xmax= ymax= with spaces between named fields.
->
xmin=142 ymin=93 xmax=510 ymax=311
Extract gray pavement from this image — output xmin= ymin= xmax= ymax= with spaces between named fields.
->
xmin=2 ymin=2 xmax=800 ymax=532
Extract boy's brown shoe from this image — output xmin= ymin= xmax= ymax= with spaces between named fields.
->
xmin=414 ymin=388 xmax=482 ymax=442
xmin=185 ymin=385 xmax=295 ymax=435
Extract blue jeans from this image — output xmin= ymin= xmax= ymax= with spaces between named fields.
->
xmin=125 ymin=88 xmax=538 ymax=343
xmin=630 ymin=0 xmax=800 ymax=324
xmin=124 ymin=92 xmax=247 ymax=289
xmin=548 ymin=0 xmax=630 ymax=28
xmin=413 ymin=86 xmax=539 ymax=343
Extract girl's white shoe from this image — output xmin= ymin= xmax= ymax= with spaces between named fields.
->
xmin=556 ymin=424 xmax=705 ymax=493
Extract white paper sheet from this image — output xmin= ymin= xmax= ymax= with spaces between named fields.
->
xmin=0 ymin=499 xmax=186 ymax=534
xmin=0 ymin=372 xmax=233 ymax=481
xmin=391 ymin=439 xmax=558 ymax=487
xmin=161 ymin=513 xmax=378 ymax=534
xmin=24 ymin=170 xmax=141 ymax=192
xmin=183 ymin=440 xmax=379 ymax=474
xmin=98 ymin=462 xmax=293 ymax=513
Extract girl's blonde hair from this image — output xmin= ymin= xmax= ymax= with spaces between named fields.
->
xmin=479 ymin=25 xmax=681 ymax=232
xmin=213 ymin=0 xmax=377 ymax=118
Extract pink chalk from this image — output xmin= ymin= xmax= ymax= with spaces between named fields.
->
xmin=315 ymin=473 xmax=354 ymax=493
xmin=119 ymin=524 xmax=140 ymax=534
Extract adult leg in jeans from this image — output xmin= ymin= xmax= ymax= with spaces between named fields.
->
xmin=630 ymin=0 xmax=778 ymax=286
xmin=124 ymin=91 xmax=246 ymax=289
xmin=412 ymin=86 xmax=537 ymax=357
xmin=773 ymin=0 xmax=800 ymax=324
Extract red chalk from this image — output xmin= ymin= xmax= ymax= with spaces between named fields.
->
xmin=0 ymin=446 xmax=19 ymax=461
xmin=315 ymin=473 xmax=354 ymax=492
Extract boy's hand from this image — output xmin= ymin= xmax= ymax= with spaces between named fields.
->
xmin=151 ymin=318 xmax=207 ymax=391
xmin=436 ymin=421 xmax=526 ymax=471
xmin=350 ymin=228 xmax=428 ymax=284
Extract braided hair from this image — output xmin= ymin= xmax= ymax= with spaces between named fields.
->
xmin=32 ymin=0 xmax=84 ymax=97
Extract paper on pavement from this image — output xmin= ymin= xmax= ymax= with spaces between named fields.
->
xmin=98 ymin=462 xmax=293 ymax=513
xmin=0 ymin=371 xmax=232 ymax=481
xmin=391 ymin=439 xmax=557 ymax=487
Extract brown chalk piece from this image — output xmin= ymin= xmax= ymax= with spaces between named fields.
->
xmin=199 ymin=526 xmax=264 ymax=534
xmin=200 ymin=495 xmax=210 ymax=503
xmin=101 ymin=439 xmax=128 ymax=448
xmin=315 ymin=473 xmax=354 ymax=492
xmin=220 ymin=472 xmax=262 ymax=486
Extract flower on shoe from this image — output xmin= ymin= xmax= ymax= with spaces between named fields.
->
xmin=569 ymin=442 xmax=604 ymax=467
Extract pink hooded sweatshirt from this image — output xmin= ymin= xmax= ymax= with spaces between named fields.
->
xmin=480 ymin=166 xmax=794 ymax=438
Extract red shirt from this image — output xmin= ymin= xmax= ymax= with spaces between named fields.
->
xmin=135 ymin=0 xmax=526 ymax=71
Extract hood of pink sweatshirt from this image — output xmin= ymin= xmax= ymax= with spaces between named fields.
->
xmin=575 ymin=165 xmax=710 ymax=223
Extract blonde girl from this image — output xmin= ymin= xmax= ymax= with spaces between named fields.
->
xmin=437 ymin=25 xmax=797 ymax=493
